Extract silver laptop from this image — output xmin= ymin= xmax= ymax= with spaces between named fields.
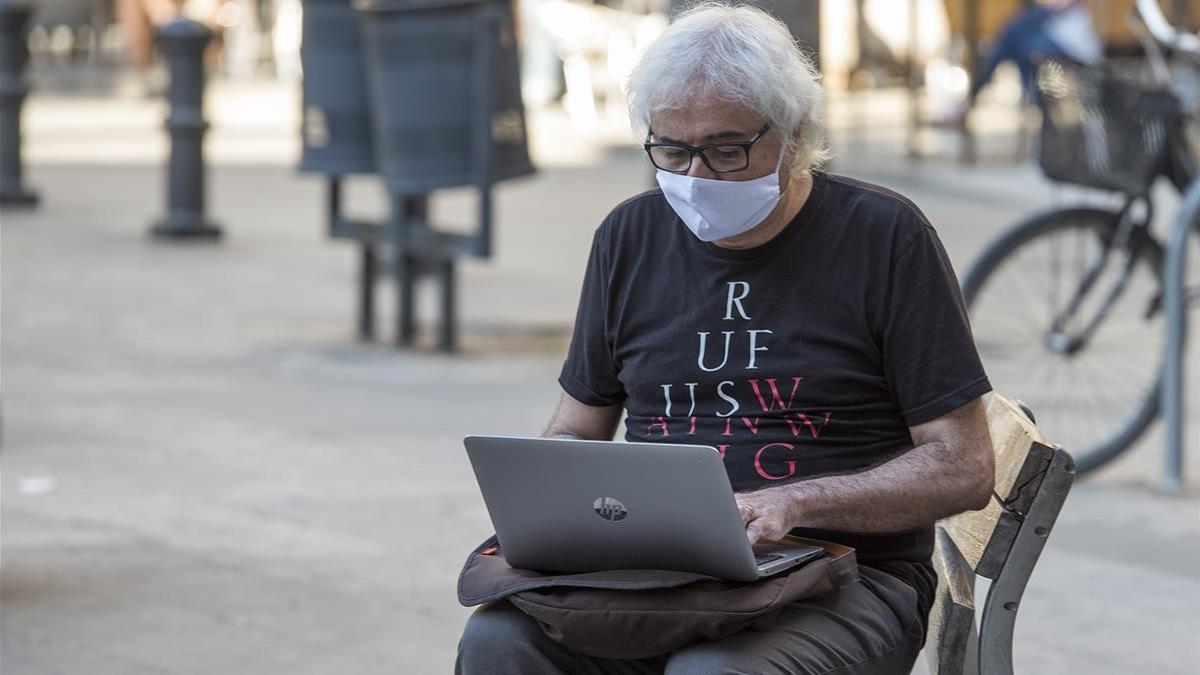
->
xmin=463 ymin=435 xmax=824 ymax=582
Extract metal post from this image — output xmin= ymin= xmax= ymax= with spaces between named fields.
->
xmin=1161 ymin=178 xmax=1199 ymax=491
xmin=327 ymin=176 xmax=378 ymax=341
xmin=395 ymin=251 xmax=417 ymax=346
xmin=326 ymin=175 xmax=342 ymax=236
xmin=151 ymin=18 xmax=221 ymax=239
xmin=359 ymin=243 xmax=376 ymax=341
xmin=0 ymin=0 xmax=38 ymax=207
xmin=961 ymin=0 xmax=978 ymax=164
xmin=391 ymin=193 xmax=423 ymax=347
xmin=438 ymin=259 xmax=455 ymax=352
xmin=906 ymin=0 xmax=920 ymax=159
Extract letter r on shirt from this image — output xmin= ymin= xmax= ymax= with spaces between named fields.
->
xmin=724 ymin=281 xmax=751 ymax=321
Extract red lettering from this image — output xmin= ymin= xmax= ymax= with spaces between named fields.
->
xmin=754 ymin=442 xmax=797 ymax=480
xmin=716 ymin=444 xmax=730 ymax=459
xmin=741 ymin=417 xmax=760 ymax=435
xmin=721 ymin=418 xmax=734 ymax=436
xmin=647 ymin=417 xmax=670 ymax=437
xmin=687 ymin=416 xmax=697 ymax=436
xmin=783 ymin=412 xmax=832 ymax=439
xmin=747 ymin=377 xmax=803 ymax=412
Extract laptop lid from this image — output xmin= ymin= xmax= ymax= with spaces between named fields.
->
xmin=463 ymin=435 xmax=817 ymax=582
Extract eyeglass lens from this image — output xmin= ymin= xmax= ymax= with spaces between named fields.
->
xmin=649 ymin=145 xmax=749 ymax=173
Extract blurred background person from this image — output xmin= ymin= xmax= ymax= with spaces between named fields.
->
xmin=116 ymin=0 xmax=182 ymax=75
xmin=113 ymin=0 xmax=270 ymax=94
xmin=941 ymin=0 xmax=1101 ymax=126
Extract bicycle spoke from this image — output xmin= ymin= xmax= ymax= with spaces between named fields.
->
xmin=1049 ymin=229 xmax=1061 ymax=328
xmin=978 ymin=266 xmax=1048 ymax=331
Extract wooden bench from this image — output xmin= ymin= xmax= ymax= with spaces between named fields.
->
xmin=924 ymin=393 xmax=1076 ymax=675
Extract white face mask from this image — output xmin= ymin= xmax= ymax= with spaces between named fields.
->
xmin=656 ymin=163 xmax=782 ymax=242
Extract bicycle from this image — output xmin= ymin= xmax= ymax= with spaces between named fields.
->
xmin=961 ymin=0 xmax=1200 ymax=477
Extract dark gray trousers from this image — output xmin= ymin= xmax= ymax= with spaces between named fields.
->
xmin=456 ymin=567 xmax=926 ymax=675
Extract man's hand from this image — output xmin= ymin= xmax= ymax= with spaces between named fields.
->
xmin=736 ymin=487 xmax=798 ymax=545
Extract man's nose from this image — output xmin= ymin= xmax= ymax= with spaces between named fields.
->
xmin=686 ymin=154 xmax=718 ymax=179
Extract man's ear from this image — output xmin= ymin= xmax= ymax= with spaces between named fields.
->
xmin=783 ymin=134 xmax=803 ymax=172
xmin=778 ymin=139 xmax=799 ymax=185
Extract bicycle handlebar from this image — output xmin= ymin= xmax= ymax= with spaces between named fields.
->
xmin=1136 ymin=0 xmax=1200 ymax=57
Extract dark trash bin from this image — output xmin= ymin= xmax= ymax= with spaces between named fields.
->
xmin=355 ymin=0 xmax=534 ymax=195
xmin=299 ymin=0 xmax=376 ymax=175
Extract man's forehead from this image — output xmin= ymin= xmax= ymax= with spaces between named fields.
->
xmin=650 ymin=104 xmax=764 ymax=142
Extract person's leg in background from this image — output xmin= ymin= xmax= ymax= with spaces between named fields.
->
xmin=939 ymin=4 xmax=1060 ymax=126
xmin=1009 ymin=30 xmax=1068 ymax=102
xmin=116 ymin=0 xmax=181 ymax=70
xmin=116 ymin=0 xmax=232 ymax=95
xmin=970 ymin=5 xmax=1056 ymax=101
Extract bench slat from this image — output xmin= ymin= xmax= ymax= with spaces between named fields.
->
xmin=927 ymin=527 xmax=977 ymax=674
xmin=984 ymin=394 xmax=1048 ymax=501
xmin=944 ymin=501 xmax=1028 ymax=579
xmin=941 ymin=394 xmax=1054 ymax=578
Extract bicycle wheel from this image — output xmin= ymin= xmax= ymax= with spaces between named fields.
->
xmin=962 ymin=207 xmax=1165 ymax=475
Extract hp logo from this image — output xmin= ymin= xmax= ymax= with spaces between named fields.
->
xmin=593 ymin=497 xmax=628 ymax=522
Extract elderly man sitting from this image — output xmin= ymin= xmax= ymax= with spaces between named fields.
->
xmin=456 ymin=3 xmax=995 ymax=673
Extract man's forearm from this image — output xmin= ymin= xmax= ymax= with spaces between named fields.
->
xmin=542 ymin=390 xmax=622 ymax=440
xmin=737 ymin=398 xmax=995 ymax=543
xmin=777 ymin=439 xmax=993 ymax=534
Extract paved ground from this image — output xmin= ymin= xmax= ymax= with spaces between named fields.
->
xmin=3 ymin=76 xmax=1199 ymax=674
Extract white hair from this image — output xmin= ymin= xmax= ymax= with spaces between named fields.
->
xmin=625 ymin=2 xmax=830 ymax=171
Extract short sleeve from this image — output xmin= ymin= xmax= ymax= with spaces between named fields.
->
xmin=558 ymin=226 xmax=626 ymax=407
xmin=882 ymin=226 xmax=991 ymax=426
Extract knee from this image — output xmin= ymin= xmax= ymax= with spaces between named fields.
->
xmin=666 ymin=644 xmax=758 ymax=675
xmin=456 ymin=602 xmax=547 ymax=672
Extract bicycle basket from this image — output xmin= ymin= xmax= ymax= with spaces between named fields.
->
xmin=1035 ymin=59 xmax=1181 ymax=194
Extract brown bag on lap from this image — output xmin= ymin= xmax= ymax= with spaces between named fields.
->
xmin=456 ymin=535 xmax=860 ymax=659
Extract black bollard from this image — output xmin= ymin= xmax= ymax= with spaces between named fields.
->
xmin=151 ymin=18 xmax=221 ymax=239
xmin=0 ymin=0 xmax=38 ymax=207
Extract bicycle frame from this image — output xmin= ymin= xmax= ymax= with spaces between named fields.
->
xmin=1043 ymin=198 xmax=1156 ymax=355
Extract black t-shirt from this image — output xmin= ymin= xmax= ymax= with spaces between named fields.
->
xmin=559 ymin=172 xmax=990 ymax=615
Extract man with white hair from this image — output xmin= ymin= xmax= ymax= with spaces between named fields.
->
xmin=457 ymin=3 xmax=994 ymax=673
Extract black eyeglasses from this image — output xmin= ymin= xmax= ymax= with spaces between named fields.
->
xmin=644 ymin=124 xmax=771 ymax=174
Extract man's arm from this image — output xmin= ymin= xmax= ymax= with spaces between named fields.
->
xmin=543 ymin=389 xmax=623 ymax=441
xmin=737 ymin=397 xmax=995 ymax=543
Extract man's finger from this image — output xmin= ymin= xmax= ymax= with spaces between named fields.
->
xmin=745 ymin=519 xmax=763 ymax=545
xmin=759 ymin=521 xmax=785 ymax=544
xmin=737 ymin=502 xmax=755 ymax=525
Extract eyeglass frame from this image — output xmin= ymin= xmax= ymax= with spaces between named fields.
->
xmin=643 ymin=123 xmax=772 ymax=174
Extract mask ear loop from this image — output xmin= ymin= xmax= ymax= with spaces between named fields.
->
xmin=770 ymin=137 xmax=787 ymax=195
xmin=772 ymin=128 xmax=792 ymax=174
